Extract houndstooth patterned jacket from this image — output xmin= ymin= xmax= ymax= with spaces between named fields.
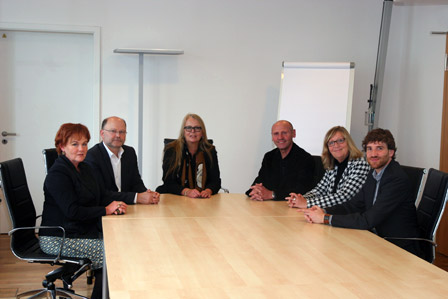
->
xmin=304 ymin=157 xmax=371 ymax=208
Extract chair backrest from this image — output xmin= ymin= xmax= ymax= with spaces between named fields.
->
xmin=401 ymin=165 xmax=427 ymax=207
xmin=312 ymin=155 xmax=325 ymax=188
xmin=0 ymin=158 xmax=40 ymax=256
xmin=42 ymin=148 xmax=58 ymax=174
xmin=163 ymin=138 xmax=214 ymax=147
xmin=416 ymin=168 xmax=448 ymax=263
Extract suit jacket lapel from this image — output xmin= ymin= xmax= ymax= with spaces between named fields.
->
xmin=365 ymin=171 xmax=376 ymax=209
xmin=120 ymin=148 xmax=128 ymax=191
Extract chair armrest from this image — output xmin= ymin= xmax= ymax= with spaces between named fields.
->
xmin=384 ymin=236 xmax=437 ymax=247
xmin=9 ymin=225 xmax=66 ymax=263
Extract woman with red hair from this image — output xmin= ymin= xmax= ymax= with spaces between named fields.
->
xmin=39 ymin=123 xmax=127 ymax=299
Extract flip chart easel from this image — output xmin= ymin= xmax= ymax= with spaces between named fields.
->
xmin=278 ymin=62 xmax=355 ymax=155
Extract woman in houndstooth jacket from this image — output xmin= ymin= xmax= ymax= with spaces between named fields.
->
xmin=287 ymin=126 xmax=370 ymax=209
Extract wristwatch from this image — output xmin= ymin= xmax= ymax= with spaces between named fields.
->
xmin=324 ymin=214 xmax=331 ymax=225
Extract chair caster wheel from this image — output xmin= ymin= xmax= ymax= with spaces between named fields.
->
xmin=86 ymin=269 xmax=94 ymax=285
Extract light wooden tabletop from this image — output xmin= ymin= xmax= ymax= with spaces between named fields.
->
xmin=102 ymin=193 xmax=448 ymax=298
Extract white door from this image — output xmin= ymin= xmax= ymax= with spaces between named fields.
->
xmin=0 ymin=29 xmax=98 ymax=233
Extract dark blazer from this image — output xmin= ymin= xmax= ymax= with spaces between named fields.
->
xmin=40 ymin=155 xmax=128 ymax=238
xmin=156 ymin=145 xmax=221 ymax=195
xmin=327 ymin=160 xmax=419 ymax=253
xmin=85 ymin=143 xmax=147 ymax=204
xmin=246 ymin=143 xmax=315 ymax=201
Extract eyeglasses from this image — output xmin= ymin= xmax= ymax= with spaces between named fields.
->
xmin=103 ymin=129 xmax=127 ymax=135
xmin=328 ymin=138 xmax=345 ymax=147
xmin=184 ymin=126 xmax=202 ymax=132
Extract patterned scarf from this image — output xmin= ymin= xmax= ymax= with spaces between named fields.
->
xmin=181 ymin=150 xmax=207 ymax=191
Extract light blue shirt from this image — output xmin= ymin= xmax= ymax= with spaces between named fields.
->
xmin=372 ymin=162 xmax=390 ymax=205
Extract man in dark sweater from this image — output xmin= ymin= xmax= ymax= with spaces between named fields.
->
xmin=246 ymin=120 xmax=315 ymax=201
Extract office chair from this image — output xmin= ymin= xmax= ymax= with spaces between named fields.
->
xmin=401 ymin=165 xmax=427 ymax=207
xmin=0 ymin=158 xmax=91 ymax=299
xmin=385 ymin=168 xmax=448 ymax=263
xmin=311 ymin=155 xmax=325 ymax=188
xmin=42 ymin=148 xmax=58 ymax=174
xmin=163 ymin=138 xmax=229 ymax=193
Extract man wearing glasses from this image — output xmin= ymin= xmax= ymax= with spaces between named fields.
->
xmin=85 ymin=116 xmax=159 ymax=205
xmin=246 ymin=120 xmax=315 ymax=201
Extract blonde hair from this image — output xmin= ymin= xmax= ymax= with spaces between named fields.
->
xmin=164 ymin=114 xmax=214 ymax=179
xmin=321 ymin=126 xmax=363 ymax=170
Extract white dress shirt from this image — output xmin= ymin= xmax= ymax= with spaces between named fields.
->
xmin=103 ymin=142 xmax=124 ymax=191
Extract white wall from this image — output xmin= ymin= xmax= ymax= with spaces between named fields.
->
xmin=380 ymin=4 xmax=448 ymax=169
xmin=2 ymin=0 xmax=431 ymax=194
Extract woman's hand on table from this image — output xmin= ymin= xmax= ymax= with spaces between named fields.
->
xmin=200 ymin=189 xmax=212 ymax=198
xmin=106 ymin=201 xmax=127 ymax=215
xmin=182 ymin=188 xmax=212 ymax=198
xmin=183 ymin=188 xmax=200 ymax=198
xmin=286 ymin=193 xmax=307 ymax=209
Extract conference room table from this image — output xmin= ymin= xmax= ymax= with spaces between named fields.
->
xmin=102 ymin=193 xmax=448 ymax=298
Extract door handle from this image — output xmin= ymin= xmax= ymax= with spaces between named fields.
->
xmin=1 ymin=131 xmax=17 ymax=137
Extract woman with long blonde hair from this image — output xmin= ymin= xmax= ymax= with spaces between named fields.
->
xmin=288 ymin=126 xmax=370 ymax=209
xmin=156 ymin=113 xmax=221 ymax=198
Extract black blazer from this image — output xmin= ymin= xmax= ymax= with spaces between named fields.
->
xmin=327 ymin=160 xmax=419 ymax=253
xmin=40 ymin=155 xmax=128 ymax=238
xmin=85 ymin=143 xmax=147 ymax=204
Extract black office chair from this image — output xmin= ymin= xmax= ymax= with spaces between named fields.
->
xmin=311 ymin=155 xmax=325 ymax=188
xmin=385 ymin=168 xmax=448 ymax=263
xmin=163 ymin=138 xmax=229 ymax=193
xmin=42 ymin=148 xmax=58 ymax=174
xmin=0 ymin=158 xmax=91 ymax=299
xmin=401 ymin=165 xmax=427 ymax=206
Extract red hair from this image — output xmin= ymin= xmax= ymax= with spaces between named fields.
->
xmin=54 ymin=123 xmax=91 ymax=154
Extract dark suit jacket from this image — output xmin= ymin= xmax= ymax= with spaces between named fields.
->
xmin=85 ymin=143 xmax=147 ymax=204
xmin=326 ymin=160 xmax=419 ymax=253
xmin=40 ymin=155 xmax=128 ymax=238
